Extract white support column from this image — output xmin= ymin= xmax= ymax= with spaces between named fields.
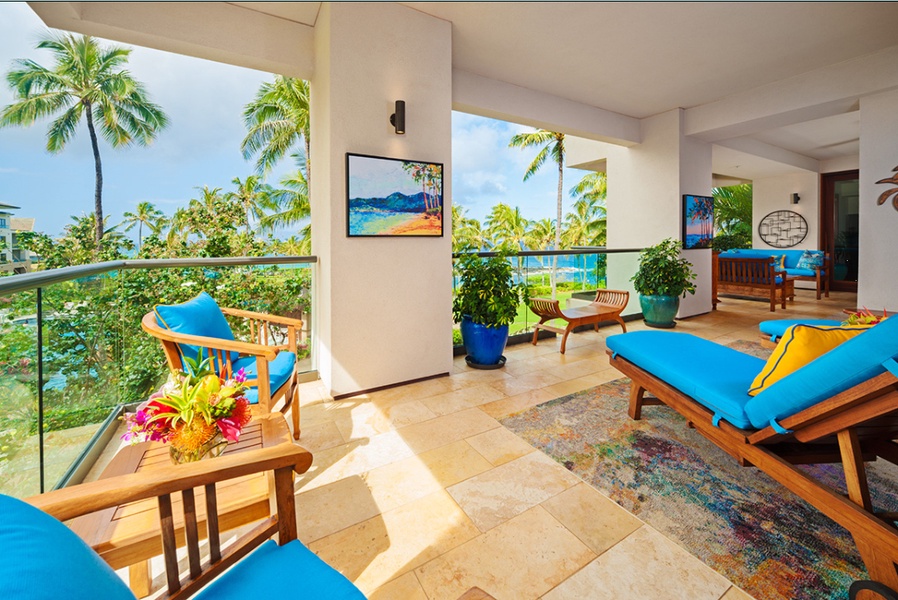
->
xmin=311 ymin=3 xmax=453 ymax=397
xmin=858 ymin=89 xmax=898 ymax=312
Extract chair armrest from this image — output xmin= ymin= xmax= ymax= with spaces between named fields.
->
xmin=221 ymin=307 xmax=304 ymax=328
xmin=28 ymin=437 xmax=312 ymax=523
xmin=141 ymin=313 xmax=279 ymax=361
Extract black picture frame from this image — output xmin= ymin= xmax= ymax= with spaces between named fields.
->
xmin=682 ymin=194 xmax=714 ymax=249
xmin=345 ymin=152 xmax=444 ymax=237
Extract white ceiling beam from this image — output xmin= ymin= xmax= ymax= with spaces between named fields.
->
xmin=28 ymin=1 xmax=314 ymax=79
xmin=452 ymin=69 xmax=641 ymax=147
xmin=685 ymin=45 xmax=898 ymax=142
xmin=715 ymin=138 xmax=819 ymax=173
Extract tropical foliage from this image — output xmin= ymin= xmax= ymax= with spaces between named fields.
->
xmin=509 ymin=129 xmax=566 ymax=298
xmin=0 ymin=33 xmax=168 ymax=243
xmin=631 ymin=238 xmax=697 ymax=298
xmin=712 ymin=184 xmax=752 ymax=249
xmin=452 ymin=251 xmax=529 ymax=327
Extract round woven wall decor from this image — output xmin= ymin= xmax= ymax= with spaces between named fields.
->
xmin=758 ymin=210 xmax=808 ymax=248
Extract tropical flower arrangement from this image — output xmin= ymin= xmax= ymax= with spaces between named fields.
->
xmin=122 ymin=357 xmax=253 ymax=464
xmin=843 ymin=307 xmax=888 ymax=326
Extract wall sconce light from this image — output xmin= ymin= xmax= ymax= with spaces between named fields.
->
xmin=390 ymin=100 xmax=405 ymax=134
xmin=791 ymin=193 xmax=800 ymax=204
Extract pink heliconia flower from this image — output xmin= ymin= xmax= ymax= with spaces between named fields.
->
xmin=216 ymin=417 xmax=242 ymax=443
xmin=234 ymin=368 xmax=247 ymax=384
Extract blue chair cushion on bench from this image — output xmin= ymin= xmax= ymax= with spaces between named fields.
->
xmin=720 ymin=249 xmax=808 ymax=269
xmin=155 ymin=292 xmax=239 ymax=365
xmin=759 ymin=319 xmax=842 ymax=342
xmin=782 ymin=267 xmax=819 ymax=278
xmin=194 ymin=539 xmax=365 ymax=600
xmin=0 ymin=494 xmax=137 ymax=600
xmin=746 ymin=315 xmax=898 ymax=430
xmin=233 ymin=350 xmax=296 ymax=405
xmin=606 ymin=331 xmax=764 ymax=429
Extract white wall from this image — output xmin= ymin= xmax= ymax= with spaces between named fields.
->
xmin=752 ymin=171 xmax=820 ymax=250
xmin=311 ymin=3 xmax=454 ymax=397
xmin=858 ymin=88 xmax=898 ymax=312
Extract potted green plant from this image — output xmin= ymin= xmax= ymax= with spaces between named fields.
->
xmin=452 ymin=251 xmax=529 ymax=367
xmin=631 ymin=238 xmax=697 ymax=328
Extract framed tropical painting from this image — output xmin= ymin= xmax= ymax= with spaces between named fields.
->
xmin=345 ymin=153 xmax=444 ymax=237
xmin=682 ymin=194 xmax=714 ymax=249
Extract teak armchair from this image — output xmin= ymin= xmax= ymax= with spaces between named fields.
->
xmin=529 ymin=289 xmax=628 ymax=354
xmin=142 ymin=292 xmax=302 ymax=439
xmin=1 ymin=440 xmax=365 ymax=600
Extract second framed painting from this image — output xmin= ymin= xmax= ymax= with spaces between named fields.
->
xmin=346 ymin=153 xmax=444 ymax=237
xmin=682 ymin=194 xmax=714 ymax=249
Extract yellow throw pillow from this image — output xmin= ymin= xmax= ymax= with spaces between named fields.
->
xmin=748 ymin=324 xmax=870 ymax=396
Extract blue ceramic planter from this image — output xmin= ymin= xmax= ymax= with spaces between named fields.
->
xmin=639 ymin=294 xmax=680 ymax=328
xmin=460 ymin=316 xmax=509 ymax=366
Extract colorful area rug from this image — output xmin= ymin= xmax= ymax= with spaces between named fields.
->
xmin=501 ymin=370 xmax=898 ymax=600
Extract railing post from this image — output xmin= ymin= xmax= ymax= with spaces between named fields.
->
xmin=37 ymin=287 xmax=45 ymax=493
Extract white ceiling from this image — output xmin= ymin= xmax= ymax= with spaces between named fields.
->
xmin=36 ymin=1 xmax=898 ymax=179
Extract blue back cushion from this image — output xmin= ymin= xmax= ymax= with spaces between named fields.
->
xmin=0 ymin=495 xmax=136 ymax=600
xmin=745 ymin=316 xmax=898 ymax=429
xmin=155 ymin=292 xmax=238 ymax=364
xmin=720 ymin=249 xmax=808 ymax=269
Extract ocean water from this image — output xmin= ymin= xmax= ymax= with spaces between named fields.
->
xmin=685 ymin=234 xmax=712 ymax=248
xmin=349 ymin=211 xmax=417 ymax=236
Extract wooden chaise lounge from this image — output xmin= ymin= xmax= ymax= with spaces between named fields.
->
xmin=529 ymin=289 xmax=628 ymax=354
xmin=605 ymin=317 xmax=898 ymax=596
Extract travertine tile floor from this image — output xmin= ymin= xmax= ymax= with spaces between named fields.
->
xmin=290 ymin=290 xmax=857 ymax=600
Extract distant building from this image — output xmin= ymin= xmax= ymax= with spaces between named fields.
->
xmin=0 ymin=203 xmax=35 ymax=274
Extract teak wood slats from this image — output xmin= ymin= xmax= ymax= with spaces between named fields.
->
xmin=712 ymin=255 xmax=794 ymax=312
xmin=609 ymin=350 xmax=898 ymax=596
xmin=28 ymin=415 xmax=312 ymax=600
xmin=529 ymin=289 xmax=628 ymax=354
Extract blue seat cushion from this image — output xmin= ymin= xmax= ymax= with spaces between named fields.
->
xmin=720 ymin=249 xmax=813 ymax=270
xmin=0 ymin=494 xmax=136 ymax=599
xmin=783 ymin=267 xmax=818 ymax=278
xmin=194 ymin=539 xmax=364 ymax=600
xmin=233 ymin=351 xmax=296 ymax=405
xmin=746 ymin=315 xmax=898 ymax=429
xmin=759 ymin=319 xmax=842 ymax=342
xmin=607 ymin=331 xmax=764 ymax=429
xmin=155 ymin=292 xmax=239 ymax=365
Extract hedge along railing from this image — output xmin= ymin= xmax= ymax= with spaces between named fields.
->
xmin=0 ymin=256 xmax=317 ymax=498
xmin=451 ymin=247 xmax=646 ymax=345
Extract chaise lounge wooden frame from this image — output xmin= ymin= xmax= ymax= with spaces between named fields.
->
xmin=712 ymin=255 xmax=794 ymax=312
xmin=529 ymin=290 xmax=629 ymax=354
xmin=609 ymin=349 xmax=898 ymax=596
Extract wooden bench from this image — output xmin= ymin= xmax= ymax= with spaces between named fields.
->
xmin=712 ymin=254 xmax=793 ymax=312
xmin=529 ymin=289 xmax=628 ymax=354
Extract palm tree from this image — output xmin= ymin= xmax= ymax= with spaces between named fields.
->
xmin=241 ymin=76 xmax=310 ymax=183
xmin=485 ymin=204 xmax=529 ymax=252
xmin=1 ymin=33 xmax=168 ymax=243
xmin=509 ymin=129 xmax=565 ymax=297
xmin=452 ymin=206 xmax=489 ymax=253
xmin=713 ymin=184 xmax=752 ymax=236
xmin=227 ymin=175 xmax=273 ymax=233
xmin=570 ymin=171 xmax=607 ymax=205
xmin=563 ymin=197 xmax=607 ymax=248
xmin=122 ymin=201 xmax=164 ymax=249
xmin=257 ymin=156 xmax=311 ymax=234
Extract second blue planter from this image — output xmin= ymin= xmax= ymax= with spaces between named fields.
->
xmin=460 ymin=316 xmax=509 ymax=366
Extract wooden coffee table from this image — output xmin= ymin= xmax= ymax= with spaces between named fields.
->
xmin=70 ymin=412 xmax=295 ymax=596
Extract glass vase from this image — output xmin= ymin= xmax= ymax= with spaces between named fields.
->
xmin=169 ymin=432 xmax=228 ymax=465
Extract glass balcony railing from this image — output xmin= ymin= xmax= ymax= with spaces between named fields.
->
xmin=0 ymin=256 xmax=316 ymax=498
xmin=452 ymin=248 xmax=644 ymax=343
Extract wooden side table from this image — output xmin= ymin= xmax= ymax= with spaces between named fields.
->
xmin=70 ymin=412 xmax=295 ymax=596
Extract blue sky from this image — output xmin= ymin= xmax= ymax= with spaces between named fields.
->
xmin=0 ymin=2 xmax=587 ymax=239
